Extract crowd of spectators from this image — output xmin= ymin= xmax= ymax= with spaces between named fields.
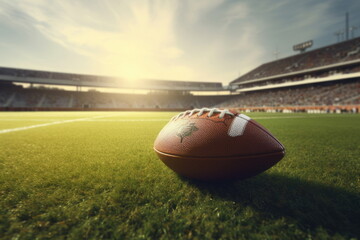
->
xmin=1 ymin=80 xmax=359 ymax=111
xmin=233 ymin=37 xmax=360 ymax=84
xmin=217 ymin=80 xmax=360 ymax=108
xmin=0 ymin=84 xmax=234 ymax=109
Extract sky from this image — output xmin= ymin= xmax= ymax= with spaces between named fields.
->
xmin=0 ymin=0 xmax=360 ymax=85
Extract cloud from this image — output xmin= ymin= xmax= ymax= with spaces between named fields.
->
xmin=1 ymin=0 xmax=264 ymax=82
xmin=183 ymin=0 xmax=225 ymax=23
xmin=1 ymin=0 xmax=190 ymax=80
xmin=1 ymin=0 xmax=359 ymax=84
xmin=223 ymin=2 xmax=248 ymax=27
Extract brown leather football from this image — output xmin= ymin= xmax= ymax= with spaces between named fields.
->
xmin=154 ymin=108 xmax=285 ymax=181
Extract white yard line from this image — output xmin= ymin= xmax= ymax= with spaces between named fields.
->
xmin=82 ymin=119 xmax=170 ymax=122
xmin=0 ymin=118 xmax=89 ymax=134
xmin=0 ymin=119 xmax=76 ymax=121
xmin=0 ymin=114 xmax=120 ymax=134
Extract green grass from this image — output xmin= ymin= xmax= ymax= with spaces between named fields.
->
xmin=0 ymin=112 xmax=359 ymax=240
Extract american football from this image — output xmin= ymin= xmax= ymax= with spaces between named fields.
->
xmin=0 ymin=1 xmax=359 ymax=239
xmin=154 ymin=108 xmax=285 ymax=181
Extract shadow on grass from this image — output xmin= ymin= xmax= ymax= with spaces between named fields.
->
xmin=181 ymin=173 xmax=360 ymax=238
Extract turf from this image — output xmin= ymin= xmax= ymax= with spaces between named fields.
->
xmin=0 ymin=111 xmax=359 ymax=240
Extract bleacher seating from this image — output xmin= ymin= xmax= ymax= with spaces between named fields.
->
xmin=232 ymin=37 xmax=360 ymax=84
xmin=0 ymin=84 xmax=235 ymax=110
xmin=2 ymin=79 xmax=358 ymax=111
xmin=217 ymin=80 xmax=360 ymax=108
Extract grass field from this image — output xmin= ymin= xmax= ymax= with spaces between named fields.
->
xmin=0 ymin=111 xmax=359 ymax=240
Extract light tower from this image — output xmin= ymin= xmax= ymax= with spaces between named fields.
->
xmin=334 ymin=12 xmax=352 ymax=43
xmin=293 ymin=40 xmax=313 ymax=53
xmin=334 ymin=31 xmax=341 ymax=42
xmin=350 ymin=26 xmax=358 ymax=38
xmin=345 ymin=12 xmax=349 ymax=40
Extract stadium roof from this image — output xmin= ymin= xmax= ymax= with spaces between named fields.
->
xmin=0 ymin=67 xmax=224 ymax=91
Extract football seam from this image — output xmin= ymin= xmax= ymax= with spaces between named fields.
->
xmin=153 ymin=147 xmax=285 ymax=159
xmin=173 ymin=115 xmax=232 ymax=125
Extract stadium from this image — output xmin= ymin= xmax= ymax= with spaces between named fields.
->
xmin=0 ymin=1 xmax=359 ymax=240
xmin=1 ymin=36 xmax=360 ymax=112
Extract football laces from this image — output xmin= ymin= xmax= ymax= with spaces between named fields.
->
xmin=173 ymin=108 xmax=234 ymax=120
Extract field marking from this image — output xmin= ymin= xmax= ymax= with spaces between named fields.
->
xmin=0 ymin=118 xmax=89 ymax=134
xmin=0 ymin=119 xmax=82 ymax=121
xmin=0 ymin=114 xmax=120 ymax=134
xmin=82 ymin=119 xmax=170 ymax=122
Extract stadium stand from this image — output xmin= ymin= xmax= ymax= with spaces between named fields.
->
xmin=0 ymin=67 xmax=223 ymax=91
xmin=216 ymin=79 xmax=360 ymax=113
xmin=0 ymin=83 xmax=235 ymax=110
xmin=231 ymin=37 xmax=360 ymax=89
xmin=222 ymin=37 xmax=360 ymax=113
